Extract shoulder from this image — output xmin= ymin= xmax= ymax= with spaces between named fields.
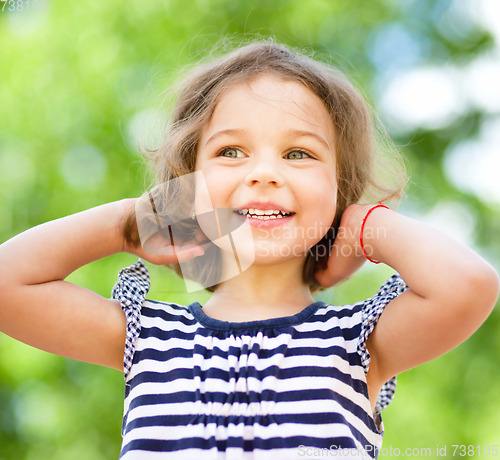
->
xmin=112 ymin=259 xmax=150 ymax=309
xmin=360 ymin=273 xmax=408 ymax=326
xmin=372 ymin=273 xmax=408 ymax=297
xmin=314 ymin=274 xmax=408 ymax=337
xmin=112 ymin=260 xmax=204 ymax=325
xmin=112 ymin=260 xmax=200 ymax=376
xmin=356 ymin=273 xmax=408 ymax=370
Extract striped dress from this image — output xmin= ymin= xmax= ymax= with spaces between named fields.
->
xmin=111 ymin=260 xmax=408 ymax=460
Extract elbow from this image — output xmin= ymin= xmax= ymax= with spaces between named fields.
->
xmin=459 ymin=261 xmax=499 ymax=321
xmin=481 ymin=263 xmax=500 ymax=314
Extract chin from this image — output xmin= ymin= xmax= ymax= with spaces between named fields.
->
xmin=252 ymin=243 xmax=309 ymax=262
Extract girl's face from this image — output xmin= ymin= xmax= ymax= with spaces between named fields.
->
xmin=194 ymin=74 xmax=337 ymax=266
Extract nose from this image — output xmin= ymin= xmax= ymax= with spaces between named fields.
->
xmin=244 ymin=152 xmax=285 ymax=188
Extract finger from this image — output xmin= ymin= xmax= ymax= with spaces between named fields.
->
xmin=155 ymin=243 xmax=204 ymax=256
xmin=174 ymin=245 xmax=205 ymax=263
xmin=133 ymin=240 xmax=205 ymax=265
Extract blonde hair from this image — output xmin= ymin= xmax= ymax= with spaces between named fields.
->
xmin=124 ymin=38 xmax=407 ymax=294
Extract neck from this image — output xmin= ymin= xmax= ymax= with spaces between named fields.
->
xmin=201 ymin=254 xmax=315 ymax=322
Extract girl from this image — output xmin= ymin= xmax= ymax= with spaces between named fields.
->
xmin=0 ymin=41 xmax=498 ymax=460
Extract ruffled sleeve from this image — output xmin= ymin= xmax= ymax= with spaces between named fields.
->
xmin=357 ymin=273 xmax=409 ymax=415
xmin=111 ymin=259 xmax=150 ymax=379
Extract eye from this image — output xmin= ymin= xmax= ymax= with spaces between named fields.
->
xmin=285 ymin=149 xmax=313 ymax=160
xmin=217 ymin=147 xmax=245 ymax=158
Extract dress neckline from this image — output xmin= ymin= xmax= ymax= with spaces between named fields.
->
xmin=188 ymin=300 xmax=327 ymax=331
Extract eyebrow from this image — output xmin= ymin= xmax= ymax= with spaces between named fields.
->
xmin=204 ymin=129 xmax=245 ymax=147
xmin=287 ymin=129 xmax=331 ymax=150
xmin=205 ymin=128 xmax=332 ymax=150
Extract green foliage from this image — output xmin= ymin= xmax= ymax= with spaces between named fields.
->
xmin=1 ymin=0 xmax=499 ymax=458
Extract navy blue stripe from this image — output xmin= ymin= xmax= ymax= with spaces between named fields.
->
xmin=121 ymin=433 xmax=359 ymax=455
xmin=314 ymin=304 xmax=362 ymax=321
xmin=123 ymin=411 xmax=359 ymax=431
xmin=125 ymin=411 xmax=353 ymax=432
xmin=132 ymin=344 xmax=363 ymax=368
xmin=127 ymin=386 xmax=369 ymax=411
xmin=141 ymin=305 xmax=197 ymax=326
xmin=139 ymin=325 xmax=198 ymax=341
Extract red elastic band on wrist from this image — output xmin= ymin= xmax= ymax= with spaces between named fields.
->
xmin=360 ymin=202 xmax=389 ymax=264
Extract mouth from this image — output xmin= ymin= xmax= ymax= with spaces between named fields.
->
xmin=234 ymin=208 xmax=296 ymax=221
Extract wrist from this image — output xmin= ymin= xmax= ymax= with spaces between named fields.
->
xmin=339 ymin=204 xmax=377 ymax=256
xmin=360 ymin=203 xmax=390 ymax=263
xmin=358 ymin=205 xmax=392 ymax=264
xmin=115 ymin=198 xmax=139 ymax=254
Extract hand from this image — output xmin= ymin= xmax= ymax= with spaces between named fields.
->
xmin=119 ymin=198 xmax=207 ymax=265
xmin=314 ymin=203 xmax=378 ymax=288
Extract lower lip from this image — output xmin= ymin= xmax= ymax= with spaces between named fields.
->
xmin=233 ymin=211 xmax=295 ymax=229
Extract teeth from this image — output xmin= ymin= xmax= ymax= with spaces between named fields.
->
xmin=237 ymin=208 xmax=294 ymax=219
xmin=253 ymin=215 xmax=273 ymax=220
xmin=240 ymin=208 xmax=290 ymax=214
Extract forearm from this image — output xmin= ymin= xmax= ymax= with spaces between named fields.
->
xmin=0 ymin=199 xmax=132 ymax=286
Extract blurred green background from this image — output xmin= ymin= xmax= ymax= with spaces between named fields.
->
xmin=1 ymin=0 xmax=500 ymax=458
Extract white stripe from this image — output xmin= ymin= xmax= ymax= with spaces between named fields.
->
xmin=140 ymin=316 xmax=201 ymax=333
xmin=120 ymin=447 xmax=219 ymax=460
xmin=123 ymin=420 xmax=360 ymax=442
xmin=294 ymin=311 xmax=361 ymax=333
xmin=133 ymin=331 xmax=354 ymax=355
xmin=144 ymin=300 xmax=195 ymax=319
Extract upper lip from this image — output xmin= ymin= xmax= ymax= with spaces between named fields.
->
xmin=235 ymin=202 xmax=295 ymax=214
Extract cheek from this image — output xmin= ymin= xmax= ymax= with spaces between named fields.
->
xmin=299 ymin=171 xmax=337 ymax=236
xmin=193 ymin=167 xmax=217 ymax=215
xmin=194 ymin=166 xmax=231 ymax=214
xmin=300 ymin=170 xmax=337 ymax=207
